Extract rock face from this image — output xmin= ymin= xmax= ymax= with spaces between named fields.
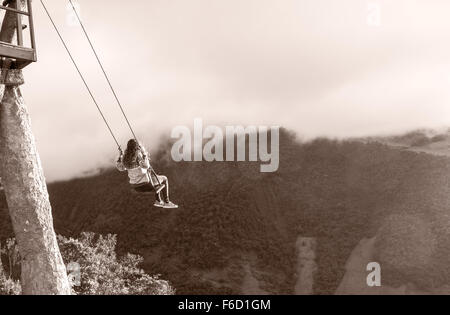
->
xmin=336 ymin=237 xmax=415 ymax=295
xmin=336 ymin=237 xmax=418 ymax=294
xmin=294 ymin=237 xmax=317 ymax=295
xmin=241 ymin=263 xmax=269 ymax=295
xmin=0 ymin=86 xmax=71 ymax=295
xmin=336 ymin=234 xmax=450 ymax=295
xmin=335 ymin=237 xmax=394 ymax=295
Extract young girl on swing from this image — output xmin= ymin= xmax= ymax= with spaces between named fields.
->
xmin=116 ymin=139 xmax=178 ymax=209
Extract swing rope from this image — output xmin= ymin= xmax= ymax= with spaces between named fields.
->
xmin=40 ymin=0 xmax=162 ymax=185
xmin=68 ymin=0 xmax=138 ymax=142
xmin=39 ymin=0 xmax=121 ymax=149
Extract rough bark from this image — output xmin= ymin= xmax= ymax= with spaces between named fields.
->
xmin=0 ymin=87 xmax=71 ymax=295
xmin=0 ymin=241 xmax=4 ymax=277
xmin=0 ymin=0 xmax=72 ymax=294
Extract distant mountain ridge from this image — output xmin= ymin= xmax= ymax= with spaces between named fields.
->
xmin=364 ymin=128 xmax=450 ymax=157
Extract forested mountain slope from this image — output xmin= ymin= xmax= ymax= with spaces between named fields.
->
xmin=2 ymin=130 xmax=450 ymax=294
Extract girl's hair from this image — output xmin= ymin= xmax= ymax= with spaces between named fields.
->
xmin=123 ymin=139 xmax=141 ymax=169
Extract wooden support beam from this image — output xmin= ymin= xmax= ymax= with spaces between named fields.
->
xmin=0 ymin=5 xmax=30 ymax=16
xmin=15 ymin=1 xmax=23 ymax=47
xmin=27 ymin=0 xmax=36 ymax=52
xmin=0 ymin=0 xmax=37 ymax=68
xmin=0 ymin=0 xmax=23 ymax=44
xmin=0 ymin=41 xmax=34 ymax=60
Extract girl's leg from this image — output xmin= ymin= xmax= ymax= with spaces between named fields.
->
xmin=157 ymin=175 xmax=169 ymax=203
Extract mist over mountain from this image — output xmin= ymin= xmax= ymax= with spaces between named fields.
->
xmin=2 ymin=128 xmax=450 ymax=294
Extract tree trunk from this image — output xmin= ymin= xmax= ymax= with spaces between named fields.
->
xmin=0 ymin=241 xmax=4 ymax=278
xmin=0 ymin=0 xmax=71 ymax=294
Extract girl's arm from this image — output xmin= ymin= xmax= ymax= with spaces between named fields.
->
xmin=138 ymin=151 xmax=151 ymax=169
xmin=116 ymin=152 xmax=126 ymax=172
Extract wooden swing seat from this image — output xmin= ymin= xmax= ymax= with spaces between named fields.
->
xmin=130 ymin=183 xmax=165 ymax=195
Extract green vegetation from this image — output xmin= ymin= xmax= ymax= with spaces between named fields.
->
xmin=0 ymin=233 xmax=174 ymax=295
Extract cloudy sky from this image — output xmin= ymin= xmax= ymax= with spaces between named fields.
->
xmin=17 ymin=0 xmax=450 ymax=180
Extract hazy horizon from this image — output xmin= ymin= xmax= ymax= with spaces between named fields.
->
xmin=16 ymin=0 xmax=450 ymax=180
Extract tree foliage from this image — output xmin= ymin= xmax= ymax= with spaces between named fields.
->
xmin=0 ymin=233 xmax=174 ymax=295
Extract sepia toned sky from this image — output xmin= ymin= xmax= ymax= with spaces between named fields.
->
xmin=18 ymin=0 xmax=450 ymax=180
